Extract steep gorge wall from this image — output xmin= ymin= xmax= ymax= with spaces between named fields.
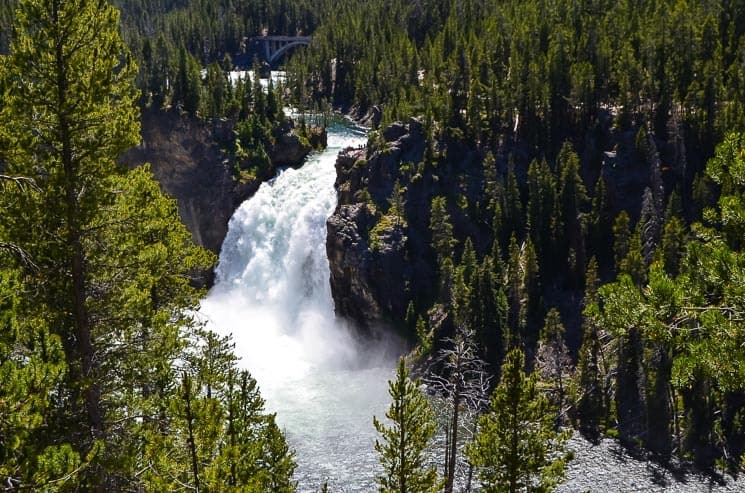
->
xmin=326 ymin=114 xmax=689 ymax=340
xmin=122 ymin=109 xmax=319 ymax=285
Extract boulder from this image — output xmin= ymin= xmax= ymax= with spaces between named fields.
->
xmin=270 ymin=131 xmax=312 ymax=167
xmin=382 ymin=121 xmax=407 ymax=142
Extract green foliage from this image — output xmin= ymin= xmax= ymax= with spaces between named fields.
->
xmin=575 ymin=258 xmax=606 ymax=441
xmin=536 ymin=309 xmax=572 ymax=424
xmin=0 ymin=269 xmax=70 ymax=489
xmin=469 ymin=349 xmax=570 ymax=493
xmin=0 ymin=0 xmax=297 ymax=489
xmin=613 ymin=211 xmax=632 ymax=275
xmin=416 ymin=316 xmax=433 ymax=355
xmin=430 ymin=196 xmax=457 ymax=265
xmin=388 ymin=180 xmax=407 ymax=227
xmin=527 ymin=158 xmax=556 ymax=273
xmin=374 ymin=359 xmax=441 ymax=493
xmin=173 ymin=44 xmax=202 ymax=115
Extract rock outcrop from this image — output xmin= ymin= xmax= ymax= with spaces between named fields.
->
xmin=122 ymin=109 xmax=323 ymax=285
xmin=326 ymin=118 xmax=448 ymax=334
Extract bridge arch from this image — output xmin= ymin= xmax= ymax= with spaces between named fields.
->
xmin=251 ymin=36 xmax=311 ymax=66
xmin=268 ymin=40 xmax=309 ymax=64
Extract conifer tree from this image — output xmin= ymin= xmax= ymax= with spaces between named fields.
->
xmin=601 ymin=276 xmax=646 ymax=442
xmin=0 ymin=2 xmax=306 ymax=490
xmin=638 ymin=187 xmax=661 ymax=266
xmin=612 ymin=211 xmax=632 ymax=275
xmin=589 ymin=176 xmax=613 ymax=270
xmin=576 ymin=258 xmax=605 ymax=441
xmin=527 ymin=158 xmax=556 ymax=276
xmin=430 ymin=196 xmax=457 ymax=265
xmin=554 ymin=141 xmax=588 ymax=287
xmin=430 ymin=196 xmax=457 ymax=297
xmin=460 ymin=237 xmax=478 ymax=286
xmin=469 ymin=349 xmax=570 ymax=493
xmin=482 ymin=151 xmax=499 ymax=212
xmin=0 ymin=270 xmax=72 ymax=489
xmin=661 ymin=216 xmax=686 ymax=277
xmin=174 ymin=44 xmax=201 ymax=115
xmin=621 ymin=225 xmax=647 ymax=287
xmin=501 ymin=163 xmax=524 ymax=244
xmin=536 ymin=309 xmax=572 ymax=424
xmin=469 ymin=257 xmax=508 ymax=372
xmin=0 ymin=0 xmax=142 ymax=485
xmin=389 ymin=180 xmax=407 ymax=228
xmin=374 ymin=358 xmax=441 ymax=493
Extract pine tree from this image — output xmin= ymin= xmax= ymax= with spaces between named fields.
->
xmin=589 ymin=176 xmax=612 ymax=270
xmin=0 ymin=269 xmax=72 ymax=489
xmin=535 ymin=309 xmax=572 ymax=425
xmin=612 ymin=211 xmax=632 ymax=275
xmin=638 ymin=187 xmax=661 ymax=266
xmin=430 ymin=196 xmax=457 ymax=297
xmin=174 ymin=44 xmax=201 ymax=115
xmin=661 ymin=216 xmax=686 ymax=277
xmin=469 ymin=349 xmax=570 ymax=493
xmin=0 ymin=0 xmax=233 ymax=488
xmin=0 ymin=0 xmax=140 ymax=485
xmin=460 ymin=237 xmax=478 ymax=286
xmin=600 ymin=276 xmax=646 ymax=442
xmin=501 ymin=163 xmax=524 ymax=243
xmin=389 ymin=180 xmax=407 ymax=228
xmin=621 ymin=225 xmax=647 ymax=287
xmin=482 ymin=150 xmax=499 ymax=212
xmin=374 ymin=358 xmax=441 ymax=493
xmin=469 ymin=257 xmax=508 ymax=372
xmin=554 ymin=141 xmax=588 ymax=287
xmin=527 ymin=158 xmax=556 ymax=276
xmin=430 ymin=196 xmax=457 ymax=265
xmin=576 ymin=258 xmax=605 ymax=441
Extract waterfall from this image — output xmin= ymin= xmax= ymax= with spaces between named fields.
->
xmin=200 ymin=122 xmax=396 ymax=492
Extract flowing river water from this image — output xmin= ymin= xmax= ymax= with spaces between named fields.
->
xmin=199 ymin=122 xmax=398 ymax=492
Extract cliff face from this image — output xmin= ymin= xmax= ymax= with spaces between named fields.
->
xmin=122 ymin=109 xmax=321 ymax=285
xmin=326 ymin=114 xmax=687 ymax=340
xmin=327 ymin=118 xmax=485 ymax=334
xmin=123 ymin=110 xmax=240 ymax=257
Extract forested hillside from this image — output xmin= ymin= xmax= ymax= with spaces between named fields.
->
xmin=306 ymin=0 xmax=745 ymax=475
xmin=2 ymin=0 xmax=745 ymax=490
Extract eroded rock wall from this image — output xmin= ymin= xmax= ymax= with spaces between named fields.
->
xmin=122 ymin=109 xmax=322 ymax=285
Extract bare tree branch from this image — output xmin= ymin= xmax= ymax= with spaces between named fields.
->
xmin=0 ymin=242 xmax=38 ymax=270
xmin=0 ymin=174 xmax=41 ymax=193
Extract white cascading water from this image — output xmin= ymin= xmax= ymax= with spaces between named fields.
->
xmin=199 ymin=122 xmax=397 ymax=492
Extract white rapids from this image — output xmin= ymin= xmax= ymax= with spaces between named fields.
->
xmin=199 ymin=122 xmax=398 ymax=492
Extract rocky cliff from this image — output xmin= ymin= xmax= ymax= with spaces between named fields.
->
xmin=326 ymin=113 xmax=690 ymax=340
xmin=326 ymin=118 xmax=485 ymax=335
xmin=122 ymin=109 xmax=322 ymax=285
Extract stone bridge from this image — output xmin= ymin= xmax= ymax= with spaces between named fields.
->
xmin=250 ymin=35 xmax=311 ymax=65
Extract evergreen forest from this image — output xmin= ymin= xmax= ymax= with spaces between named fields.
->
xmin=2 ymin=0 xmax=745 ymax=491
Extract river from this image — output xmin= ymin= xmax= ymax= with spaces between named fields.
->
xmin=199 ymin=121 xmax=398 ymax=492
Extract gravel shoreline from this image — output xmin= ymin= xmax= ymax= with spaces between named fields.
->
xmin=557 ymin=435 xmax=745 ymax=492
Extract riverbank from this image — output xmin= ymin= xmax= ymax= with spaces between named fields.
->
xmin=559 ymin=435 xmax=745 ymax=492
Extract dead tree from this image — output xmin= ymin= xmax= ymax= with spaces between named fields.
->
xmin=425 ymin=324 xmax=491 ymax=493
